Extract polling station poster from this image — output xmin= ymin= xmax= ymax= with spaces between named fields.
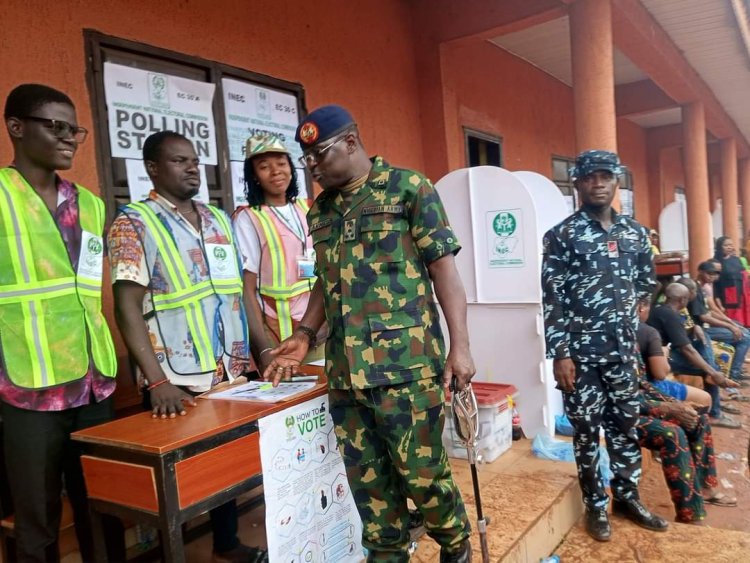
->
xmin=258 ymin=397 xmax=363 ymax=563
xmin=222 ymin=78 xmax=307 ymax=205
xmin=103 ymin=62 xmax=218 ymax=165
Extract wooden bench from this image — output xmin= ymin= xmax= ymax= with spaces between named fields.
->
xmin=0 ymin=497 xmax=76 ymax=562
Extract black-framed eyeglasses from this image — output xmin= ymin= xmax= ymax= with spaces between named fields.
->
xmin=21 ymin=116 xmax=88 ymax=143
xmin=298 ymin=136 xmax=345 ymax=168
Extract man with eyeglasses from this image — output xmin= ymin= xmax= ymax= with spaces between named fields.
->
xmin=0 ymin=84 xmax=124 ymax=562
xmin=264 ymin=105 xmax=476 ymax=562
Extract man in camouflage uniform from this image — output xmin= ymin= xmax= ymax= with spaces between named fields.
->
xmin=265 ymin=105 xmax=475 ymax=562
xmin=542 ymin=150 xmax=667 ymax=541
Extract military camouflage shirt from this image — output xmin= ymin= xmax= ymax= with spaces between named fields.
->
xmin=308 ymin=156 xmax=460 ymax=389
xmin=542 ymin=209 xmax=655 ymax=363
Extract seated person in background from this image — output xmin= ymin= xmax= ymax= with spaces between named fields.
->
xmin=646 ymin=283 xmax=740 ymax=428
xmin=636 ymin=298 xmax=711 ymax=409
xmin=679 ymin=276 xmax=750 ymax=385
xmin=649 ymin=229 xmax=661 ymax=255
xmin=635 ymin=379 xmax=737 ymax=524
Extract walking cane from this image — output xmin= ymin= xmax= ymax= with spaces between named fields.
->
xmin=451 ymin=379 xmax=490 ymax=563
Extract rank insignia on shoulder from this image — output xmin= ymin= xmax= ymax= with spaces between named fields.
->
xmin=343 ymin=219 xmax=357 ymax=242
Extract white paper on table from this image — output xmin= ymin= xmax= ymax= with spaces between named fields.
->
xmin=205 ymin=380 xmax=316 ymax=403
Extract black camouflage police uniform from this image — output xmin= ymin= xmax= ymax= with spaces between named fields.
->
xmin=307 ymin=156 xmax=471 ymax=561
xmin=542 ymin=188 xmax=655 ymax=509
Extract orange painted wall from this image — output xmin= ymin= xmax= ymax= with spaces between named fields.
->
xmin=0 ymin=0 xmax=425 ymax=185
xmin=440 ymin=39 xmax=576 ymax=176
xmin=617 ymin=117 xmax=649 ymax=223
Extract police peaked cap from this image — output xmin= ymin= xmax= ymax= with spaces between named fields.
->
xmin=569 ymin=149 xmax=625 ymax=181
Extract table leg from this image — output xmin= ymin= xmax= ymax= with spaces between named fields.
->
xmin=159 ymin=517 xmax=185 ymax=563
xmin=89 ymin=506 xmax=109 ymax=563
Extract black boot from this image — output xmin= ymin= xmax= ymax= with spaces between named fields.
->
xmin=440 ymin=539 xmax=472 ymax=563
xmin=585 ymin=508 xmax=612 ymax=542
xmin=612 ymin=498 xmax=668 ymax=532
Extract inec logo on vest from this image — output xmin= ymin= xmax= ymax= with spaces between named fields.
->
xmin=212 ymin=246 xmax=229 ymax=273
xmin=87 ymin=237 xmax=103 ymax=255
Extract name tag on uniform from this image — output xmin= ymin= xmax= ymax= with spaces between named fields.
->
xmin=205 ymin=243 xmax=236 ymax=280
xmin=78 ymin=231 xmax=104 ymax=280
xmin=607 ymin=240 xmax=619 ymax=258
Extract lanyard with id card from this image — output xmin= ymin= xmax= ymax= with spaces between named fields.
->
xmin=78 ymin=231 xmax=104 ymax=280
xmin=297 ymin=248 xmax=316 ymax=279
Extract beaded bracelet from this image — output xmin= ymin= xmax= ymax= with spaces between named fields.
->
xmin=147 ymin=378 xmax=170 ymax=391
xmin=294 ymin=325 xmax=317 ymax=347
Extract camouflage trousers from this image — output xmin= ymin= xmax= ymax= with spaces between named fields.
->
xmin=329 ymin=378 xmax=471 ymax=562
xmin=563 ymin=361 xmax=642 ymax=509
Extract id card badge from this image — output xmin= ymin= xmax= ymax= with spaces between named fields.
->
xmin=78 ymin=231 xmax=104 ymax=280
xmin=297 ymin=253 xmax=315 ymax=279
xmin=607 ymin=241 xmax=619 ymax=258
xmin=205 ymin=243 xmax=237 ymax=280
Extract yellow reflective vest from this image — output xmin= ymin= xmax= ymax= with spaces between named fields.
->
xmin=0 ymin=168 xmax=117 ymax=388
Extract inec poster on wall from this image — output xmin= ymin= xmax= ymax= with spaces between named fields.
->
xmin=222 ymin=78 xmax=307 ymax=207
xmin=103 ymin=62 xmax=218 ymax=165
xmin=258 ymin=396 xmax=363 ymax=563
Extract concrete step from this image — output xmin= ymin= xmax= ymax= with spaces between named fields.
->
xmin=412 ymin=439 xmax=583 ymax=562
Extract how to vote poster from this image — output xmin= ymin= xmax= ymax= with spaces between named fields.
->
xmin=259 ymin=397 xmax=362 ymax=563
xmin=103 ymin=62 xmax=218 ymax=165
xmin=222 ymin=78 xmax=307 ymax=205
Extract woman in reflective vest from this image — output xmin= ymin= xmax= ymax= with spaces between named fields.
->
xmin=0 ymin=167 xmax=117 ymax=387
xmin=233 ymin=133 xmax=323 ymax=374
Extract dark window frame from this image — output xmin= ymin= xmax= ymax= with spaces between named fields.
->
xmin=84 ymin=30 xmax=307 ymax=219
xmin=463 ymin=127 xmax=503 ymax=168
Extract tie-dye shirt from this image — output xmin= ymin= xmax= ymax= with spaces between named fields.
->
xmin=0 ymin=173 xmax=116 ymax=411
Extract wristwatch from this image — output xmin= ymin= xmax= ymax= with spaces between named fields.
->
xmin=295 ymin=325 xmax=317 ymax=348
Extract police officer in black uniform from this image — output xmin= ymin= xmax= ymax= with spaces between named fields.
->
xmin=542 ymin=150 xmax=668 ymax=541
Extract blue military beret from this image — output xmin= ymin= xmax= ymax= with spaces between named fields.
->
xmin=569 ymin=149 xmax=625 ymax=180
xmin=295 ymin=104 xmax=355 ymax=150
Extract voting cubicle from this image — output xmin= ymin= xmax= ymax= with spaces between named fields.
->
xmin=435 ymin=166 xmax=568 ymax=438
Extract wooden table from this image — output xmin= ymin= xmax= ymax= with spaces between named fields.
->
xmin=72 ymin=371 xmax=327 ymax=563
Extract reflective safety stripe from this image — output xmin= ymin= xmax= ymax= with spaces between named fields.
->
xmin=0 ymin=278 xmax=78 ymax=303
xmin=258 ymin=280 xmax=312 ymax=299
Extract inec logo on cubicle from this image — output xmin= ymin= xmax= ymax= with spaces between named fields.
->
xmin=492 ymin=212 xmax=517 ymax=237
xmin=488 ymin=209 xmax=524 ymax=268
